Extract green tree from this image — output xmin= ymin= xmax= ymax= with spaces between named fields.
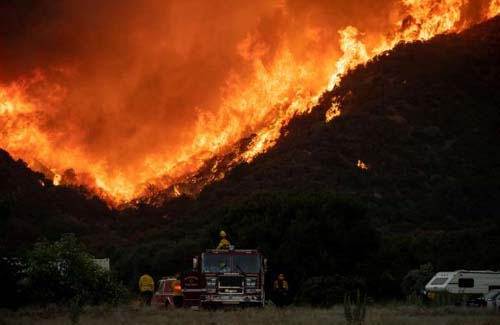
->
xmin=24 ymin=234 xmax=128 ymax=306
xmin=401 ymin=263 xmax=434 ymax=297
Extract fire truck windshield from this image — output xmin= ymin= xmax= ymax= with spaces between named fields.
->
xmin=233 ymin=255 xmax=260 ymax=273
xmin=202 ymin=254 xmax=260 ymax=273
xmin=203 ymin=255 xmax=231 ymax=273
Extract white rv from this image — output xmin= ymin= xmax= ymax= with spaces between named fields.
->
xmin=425 ymin=270 xmax=500 ymax=295
xmin=93 ymin=258 xmax=110 ymax=271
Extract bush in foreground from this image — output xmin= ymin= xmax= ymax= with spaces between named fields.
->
xmin=22 ymin=234 xmax=128 ymax=307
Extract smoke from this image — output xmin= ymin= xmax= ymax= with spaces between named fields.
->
xmin=0 ymin=0 xmax=494 ymax=198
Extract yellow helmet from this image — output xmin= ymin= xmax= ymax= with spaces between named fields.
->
xmin=219 ymin=230 xmax=227 ymax=238
xmin=278 ymin=273 xmax=285 ymax=280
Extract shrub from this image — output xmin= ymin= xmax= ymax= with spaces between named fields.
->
xmin=22 ymin=234 xmax=128 ymax=307
xmin=344 ymin=290 xmax=367 ymax=325
xmin=401 ymin=263 xmax=434 ymax=298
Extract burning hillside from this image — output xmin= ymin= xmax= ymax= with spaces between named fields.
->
xmin=1 ymin=0 xmax=499 ymax=204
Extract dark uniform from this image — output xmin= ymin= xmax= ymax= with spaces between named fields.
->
xmin=273 ymin=274 xmax=289 ymax=307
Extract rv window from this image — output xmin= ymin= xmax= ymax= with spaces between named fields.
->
xmin=430 ymin=277 xmax=448 ymax=285
xmin=484 ymin=290 xmax=500 ymax=300
xmin=458 ymin=278 xmax=474 ymax=288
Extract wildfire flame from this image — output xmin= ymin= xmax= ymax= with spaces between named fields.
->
xmin=357 ymin=160 xmax=369 ymax=171
xmin=489 ymin=0 xmax=500 ymax=17
xmin=325 ymin=101 xmax=341 ymax=123
xmin=0 ymin=1 xmax=497 ymax=204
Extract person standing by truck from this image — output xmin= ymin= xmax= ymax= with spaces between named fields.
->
xmin=216 ymin=230 xmax=231 ymax=250
xmin=139 ymin=273 xmax=155 ymax=306
xmin=273 ymin=273 xmax=289 ymax=307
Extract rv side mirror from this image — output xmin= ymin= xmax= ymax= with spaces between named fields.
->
xmin=193 ymin=256 xmax=198 ymax=271
xmin=263 ymin=258 xmax=268 ymax=272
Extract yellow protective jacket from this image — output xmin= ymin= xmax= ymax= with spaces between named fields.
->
xmin=216 ymin=238 xmax=231 ymax=250
xmin=139 ymin=274 xmax=155 ymax=292
xmin=171 ymin=279 xmax=182 ymax=296
xmin=273 ymin=279 xmax=289 ymax=290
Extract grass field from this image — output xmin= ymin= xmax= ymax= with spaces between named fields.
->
xmin=1 ymin=306 xmax=500 ymax=325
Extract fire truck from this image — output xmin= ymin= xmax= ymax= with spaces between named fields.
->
xmin=181 ymin=248 xmax=266 ymax=308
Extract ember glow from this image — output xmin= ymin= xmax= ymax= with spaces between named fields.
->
xmin=0 ymin=1 xmax=497 ymax=203
xmin=357 ymin=160 xmax=369 ymax=171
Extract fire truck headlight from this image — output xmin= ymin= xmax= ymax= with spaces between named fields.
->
xmin=206 ymin=277 xmax=217 ymax=288
xmin=245 ymin=277 xmax=257 ymax=288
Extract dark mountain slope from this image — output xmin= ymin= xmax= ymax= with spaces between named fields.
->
xmin=185 ymin=16 xmax=500 ymax=229
xmin=0 ymin=149 xmax=113 ymax=252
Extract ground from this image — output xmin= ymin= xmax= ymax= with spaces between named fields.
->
xmin=1 ymin=306 xmax=500 ymax=325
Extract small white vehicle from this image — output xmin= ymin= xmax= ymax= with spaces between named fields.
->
xmin=484 ymin=289 xmax=500 ymax=310
xmin=425 ymin=270 xmax=500 ymax=295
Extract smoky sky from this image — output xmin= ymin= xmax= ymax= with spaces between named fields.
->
xmin=0 ymin=0 xmax=493 ymax=173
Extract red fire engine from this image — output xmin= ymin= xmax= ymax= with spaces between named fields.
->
xmin=181 ymin=248 xmax=266 ymax=308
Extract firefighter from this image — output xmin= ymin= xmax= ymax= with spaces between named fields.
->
xmin=216 ymin=230 xmax=231 ymax=250
xmin=219 ymin=260 xmax=230 ymax=273
xmin=273 ymin=273 xmax=289 ymax=307
xmin=171 ymin=274 xmax=183 ymax=308
xmin=138 ymin=273 xmax=155 ymax=307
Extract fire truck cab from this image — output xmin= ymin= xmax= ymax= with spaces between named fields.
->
xmin=182 ymin=249 xmax=266 ymax=308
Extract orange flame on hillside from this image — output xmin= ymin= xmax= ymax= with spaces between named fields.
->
xmin=0 ymin=1 xmax=497 ymax=204
xmin=489 ymin=0 xmax=500 ymax=17
xmin=357 ymin=160 xmax=369 ymax=171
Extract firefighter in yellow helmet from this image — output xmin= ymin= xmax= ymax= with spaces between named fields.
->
xmin=138 ymin=273 xmax=155 ymax=307
xmin=216 ymin=230 xmax=231 ymax=250
xmin=273 ymin=273 xmax=289 ymax=290
xmin=273 ymin=273 xmax=289 ymax=307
